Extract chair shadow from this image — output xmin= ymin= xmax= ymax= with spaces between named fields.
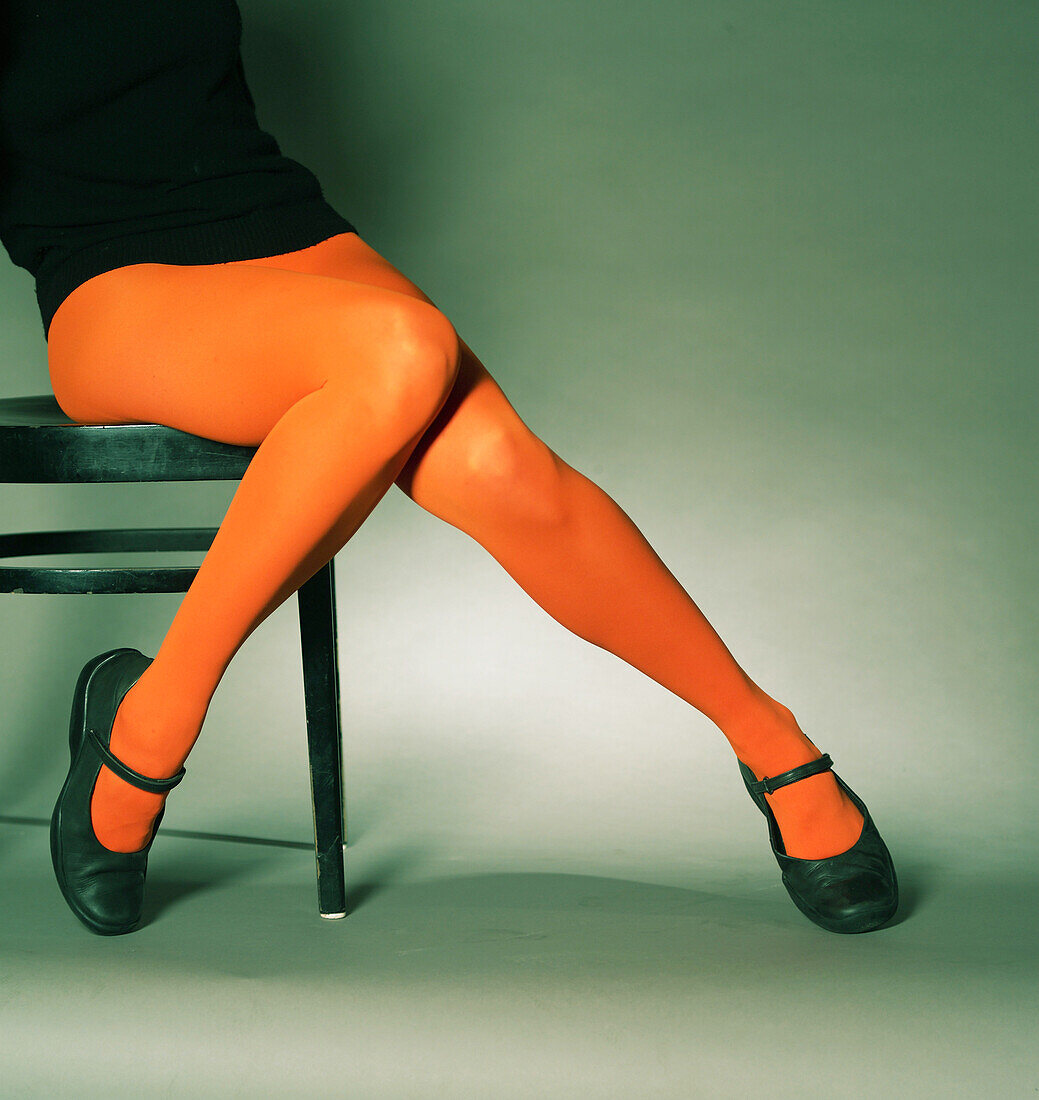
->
xmin=1 ymin=811 xmax=416 ymax=922
xmin=0 ymin=813 xmax=323 ymax=852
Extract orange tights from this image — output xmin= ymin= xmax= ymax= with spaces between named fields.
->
xmin=46 ymin=231 xmax=864 ymax=861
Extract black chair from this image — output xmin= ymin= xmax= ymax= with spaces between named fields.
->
xmin=0 ymin=394 xmax=348 ymax=919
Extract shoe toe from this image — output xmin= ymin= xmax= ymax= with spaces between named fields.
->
xmin=66 ymin=864 xmax=146 ymax=934
xmin=790 ymin=866 xmax=897 ymax=933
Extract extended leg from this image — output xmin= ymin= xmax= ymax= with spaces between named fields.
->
xmin=393 ymin=341 xmax=866 ymax=860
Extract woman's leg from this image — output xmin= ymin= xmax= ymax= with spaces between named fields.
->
xmin=47 ymin=240 xmax=460 ymax=852
xmin=297 ymin=236 xmax=866 ymax=860
xmin=393 ymin=345 xmax=866 ymax=859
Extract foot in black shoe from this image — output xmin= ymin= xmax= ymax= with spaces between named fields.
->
xmin=737 ymin=754 xmax=899 ymax=934
xmin=725 ymin=697 xmax=866 ymax=859
xmin=50 ymin=648 xmax=186 ymax=935
xmin=759 ymin=762 xmax=865 ymax=860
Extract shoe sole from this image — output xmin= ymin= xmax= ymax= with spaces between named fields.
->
xmin=50 ymin=648 xmax=144 ymax=936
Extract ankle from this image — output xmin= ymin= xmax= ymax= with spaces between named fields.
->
xmin=721 ymin=689 xmax=821 ymax=778
xmin=109 ymin=684 xmax=191 ymax=781
xmin=91 ymin=765 xmax=168 ymax=853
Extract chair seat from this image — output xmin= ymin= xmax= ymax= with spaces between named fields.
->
xmin=0 ymin=393 xmax=256 ymax=484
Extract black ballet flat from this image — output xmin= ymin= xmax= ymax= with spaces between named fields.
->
xmin=737 ymin=753 xmax=898 ymax=934
xmin=50 ymin=647 xmax=185 ymax=936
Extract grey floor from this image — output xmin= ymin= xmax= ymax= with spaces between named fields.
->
xmin=1 ymin=793 xmax=1034 ymax=1097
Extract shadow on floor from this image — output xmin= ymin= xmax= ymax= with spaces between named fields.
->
xmin=0 ymin=813 xmax=316 ymax=850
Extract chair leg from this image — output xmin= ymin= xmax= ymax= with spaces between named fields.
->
xmin=297 ymin=559 xmax=347 ymax=919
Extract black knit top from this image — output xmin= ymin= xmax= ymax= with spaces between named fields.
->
xmin=0 ymin=0 xmax=357 ymax=340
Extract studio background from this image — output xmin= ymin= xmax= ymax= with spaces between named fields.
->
xmin=0 ymin=2 xmax=1034 ymax=1096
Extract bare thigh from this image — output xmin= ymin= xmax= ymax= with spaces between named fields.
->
xmin=46 ymin=232 xmax=452 ymax=446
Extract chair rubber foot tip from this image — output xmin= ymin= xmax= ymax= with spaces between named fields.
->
xmin=320 ymin=911 xmax=347 ymax=920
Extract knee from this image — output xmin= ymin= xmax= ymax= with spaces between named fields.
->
xmin=327 ymin=298 xmax=461 ymax=438
xmin=379 ymin=300 xmax=461 ymax=431
xmin=463 ymin=426 xmax=570 ymax=527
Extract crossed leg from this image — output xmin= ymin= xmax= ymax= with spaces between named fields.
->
xmin=48 ymin=231 xmax=863 ymax=861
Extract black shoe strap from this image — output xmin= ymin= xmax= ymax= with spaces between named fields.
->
xmin=88 ymin=728 xmax=186 ymax=793
xmin=747 ymin=753 xmax=833 ymax=796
